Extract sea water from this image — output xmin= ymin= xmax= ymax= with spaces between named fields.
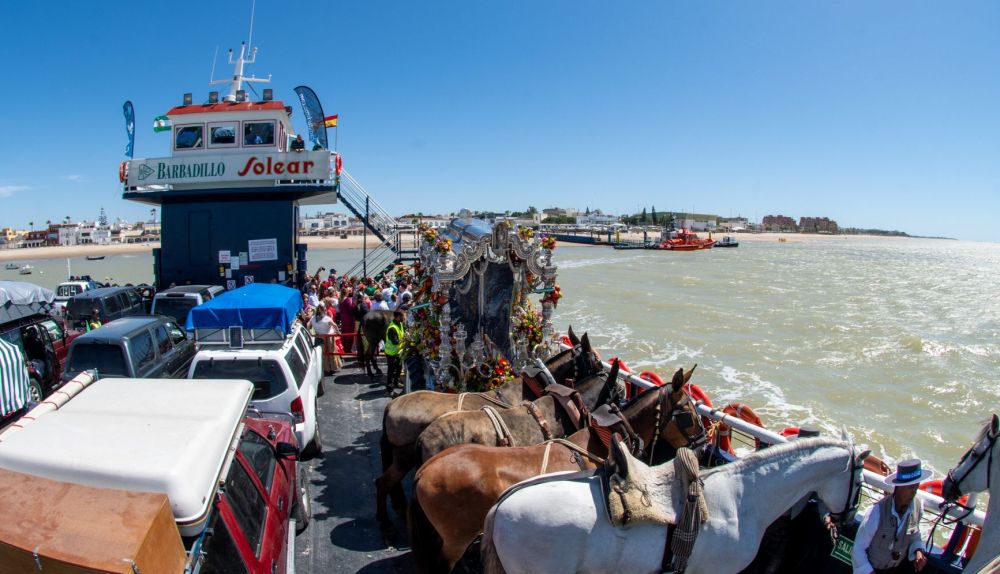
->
xmin=4 ymin=239 xmax=997 ymax=472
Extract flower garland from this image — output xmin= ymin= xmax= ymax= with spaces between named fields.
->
xmin=540 ymin=234 xmax=556 ymax=250
xmin=463 ymin=354 xmax=514 ymax=392
xmin=518 ymin=226 xmax=535 ymax=241
xmin=418 ymin=223 xmax=438 ymax=245
xmin=512 ymin=298 xmax=545 ymax=350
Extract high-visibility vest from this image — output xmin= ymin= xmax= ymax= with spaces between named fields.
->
xmin=384 ymin=322 xmax=404 ymax=356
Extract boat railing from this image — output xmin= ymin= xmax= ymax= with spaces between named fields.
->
xmin=565 ymin=346 xmax=989 ymax=531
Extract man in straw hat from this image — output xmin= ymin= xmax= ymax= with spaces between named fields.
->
xmin=852 ymin=458 xmax=931 ymax=574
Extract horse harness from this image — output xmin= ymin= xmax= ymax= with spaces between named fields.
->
xmin=944 ymin=424 xmax=997 ymax=503
xmin=482 ymin=383 xmax=591 ymax=448
xmin=539 ymin=438 xmax=605 ymax=474
xmin=649 ymin=386 xmax=707 ymax=464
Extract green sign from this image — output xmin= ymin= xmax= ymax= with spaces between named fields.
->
xmin=831 ymin=536 xmax=854 ymax=565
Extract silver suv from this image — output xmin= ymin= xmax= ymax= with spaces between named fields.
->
xmin=187 ymin=322 xmax=322 ymax=458
xmin=151 ymin=285 xmax=224 ymax=326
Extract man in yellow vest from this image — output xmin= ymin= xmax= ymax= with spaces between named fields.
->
xmin=384 ymin=310 xmax=405 ymax=392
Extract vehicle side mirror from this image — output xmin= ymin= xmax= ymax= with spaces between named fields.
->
xmin=275 ymin=442 xmax=299 ymax=460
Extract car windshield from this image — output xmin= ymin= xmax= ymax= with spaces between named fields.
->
xmin=153 ymin=298 xmax=197 ymax=324
xmin=191 ymin=359 xmax=287 ymax=400
xmin=68 ymin=344 xmax=128 ymax=377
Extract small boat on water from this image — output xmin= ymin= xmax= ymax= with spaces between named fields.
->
xmin=4 ymin=263 xmax=18 ymax=270
xmin=714 ymin=235 xmax=739 ymax=248
xmin=18 ymin=265 xmax=33 ymax=275
xmin=85 ymin=256 xmax=105 ymax=261
xmin=659 ymin=229 xmax=714 ymax=251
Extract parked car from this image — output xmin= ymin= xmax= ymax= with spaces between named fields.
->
xmin=51 ymin=278 xmax=99 ymax=317
xmin=62 ymin=315 xmax=195 ymax=382
xmin=0 ymin=377 xmax=308 ymax=574
xmin=151 ymin=284 xmax=224 ymax=325
xmin=190 ymin=321 xmax=323 ymax=458
xmin=1 ymin=280 xmax=81 ymax=401
xmin=65 ymin=286 xmax=145 ymax=330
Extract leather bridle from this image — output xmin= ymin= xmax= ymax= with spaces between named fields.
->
xmin=648 ymin=386 xmax=706 ymax=464
xmin=944 ymin=426 xmax=997 ymax=503
xmin=828 ymin=450 xmax=865 ymax=528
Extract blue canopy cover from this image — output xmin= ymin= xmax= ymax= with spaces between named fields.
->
xmin=186 ymin=283 xmax=302 ymax=335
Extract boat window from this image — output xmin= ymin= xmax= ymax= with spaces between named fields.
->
xmin=174 ymin=125 xmax=204 ymax=150
xmin=129 ymin=331 xmax=156 ymax=374
xmin=239 ymin=429 xmax=276 ymax=493
xmin=200 ymin=516 xmax=249 ymax=574
xmin=69 ymin=344 xmax=128 ymax=377
xmin=243 ymin=121 xmax=275 ymax=146
xmin=285 ymin=347 xmax=307 ymax=388
xmin=192 ymin=359 xmax=288 ymax=400
xmin=208 ymin=122 xmax=238 ymax=147
xmin=223 ymin=458 xmax=267 ymax=557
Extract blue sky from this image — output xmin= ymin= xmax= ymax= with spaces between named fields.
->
xmin=2 ymin=1 xmax=999 ymax=241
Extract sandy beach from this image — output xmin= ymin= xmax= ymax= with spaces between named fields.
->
xmin=0 ymin=231 xmax=912 ymax=263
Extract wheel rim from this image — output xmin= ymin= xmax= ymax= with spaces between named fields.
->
xmin=28 ymin=382 xmax=42 ymax=402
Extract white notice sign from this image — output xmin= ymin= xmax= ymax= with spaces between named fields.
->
xmin=248 ymin=238 xmax=278 ymax=262
xmin=219 ymin=250 xmax=231 ymax=264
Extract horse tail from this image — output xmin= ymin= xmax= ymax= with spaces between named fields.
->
xmin=357 ymin=317 xmax=366 ymax=370
xmin=481 ymin=505 xmax=507 ymax=574
xmin=408 ymin=479 xmax=448 ymax=574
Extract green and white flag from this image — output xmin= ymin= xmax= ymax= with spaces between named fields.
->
xmin=153 ymin=115 xmax=172 ymax=133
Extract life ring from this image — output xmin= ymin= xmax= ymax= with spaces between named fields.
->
xmin=639 ymin=371 xmax=665 ymax=386
xmin=118 ymin=161 xmax=128 ymax=183
xmin=608 ymin=357 xmax=631 ymax=374
xmin=560 ymin=335 xmax=573 ymax=348
xmin=608 ymin=357 xmax=633 ymax=398
xmin=715 ymin=403 xmax=764 ymax=454
xmin=334 ymin=153 xmax=343 ymax=175
xmin=920 ymin=479 xmax=969 ymax=506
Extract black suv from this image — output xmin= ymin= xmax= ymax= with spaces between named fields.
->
xmin=65 ymin=286 xmax=146 ymax=331
xmin=63 ymin=316 xmax=195 ymax=381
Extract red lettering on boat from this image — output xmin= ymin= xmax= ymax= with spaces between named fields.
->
xmin=237 ymin=157 xmax=259 ymax=177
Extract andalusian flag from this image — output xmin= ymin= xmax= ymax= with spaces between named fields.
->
xmin=153 ymin=115 xmax=172 ymax=133
xmin=323 ymin=114 xmax=338 ymax=128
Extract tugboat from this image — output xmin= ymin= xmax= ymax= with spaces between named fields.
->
xmin=659 ymin=228 xmax=714 ymax=251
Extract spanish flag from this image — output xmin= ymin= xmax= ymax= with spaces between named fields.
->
xmin=324 ymin=114 xmax=338 ymax=128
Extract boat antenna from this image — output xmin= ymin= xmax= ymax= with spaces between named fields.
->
xmin=209 ymin=46 xmax=219 ymax=86
xmin=247 ymin=0 xmax=256 ymax=57
xmin=209 ymin=0 xmax=270 ymax=102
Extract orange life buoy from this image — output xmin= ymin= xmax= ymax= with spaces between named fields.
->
xmin=560 ymin=335 xmax=573 ymax=348
xmin=334 ymin=153 xmax=343 ymax=175
xmin=919 ymin=479 xmax=969 ymax=506
xmin=639 ymin=371 xmax=665 ymax=386
xmin=715 ymin=403 xmax=764 ymax=454
xmin=118 ymin=161 xmax=128 ymax=183
xmin=685 ymin=383 xmax=712 ymax=408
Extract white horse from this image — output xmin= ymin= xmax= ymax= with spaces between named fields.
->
xmin=482 ymin=436 xmax=869 ymax=574
xmin=941 ymin=414 xmax=999 ymax=574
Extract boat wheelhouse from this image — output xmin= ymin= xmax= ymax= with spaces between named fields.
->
xmin=122 ymin=43 xmax=339 ymax=290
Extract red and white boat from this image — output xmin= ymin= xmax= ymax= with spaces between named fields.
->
xmin=659 ymin=228 xmax=714 ymax=251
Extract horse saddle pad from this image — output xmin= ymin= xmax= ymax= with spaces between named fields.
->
xmin=544 ymin=383 xmax=589 ymax=429
xmin=603 ymin=440 xmax=682 ymax=528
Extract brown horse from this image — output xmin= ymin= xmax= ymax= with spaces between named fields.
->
xmin=409 ymin=364 xmax=704 ymax=573
xmin=375 ymin=329 xmax=602 ymax=527
xmin=414 ymin=358 xmax=622 ymax=465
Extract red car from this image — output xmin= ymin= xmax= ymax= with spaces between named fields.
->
xmin=0 ymin=313 xmax=82 ymax=401
xmin=201 ymin=414 xmax=311 ymax=574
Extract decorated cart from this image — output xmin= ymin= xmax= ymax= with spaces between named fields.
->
xmin=403 ymin=219 xmax=561 ymax=392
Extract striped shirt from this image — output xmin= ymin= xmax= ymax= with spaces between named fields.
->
xmin=0 ymin=338 xmax=30 ymax=417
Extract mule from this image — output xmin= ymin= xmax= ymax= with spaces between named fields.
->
xmin=941 ymin=414 xmax=999 ymax=574
xmin=375 ymin=329 xmax=602 ymax=527
xmin=415 ymin=359 xmax=622 ymax=465
xmin=482 ymin=436 xmax=869 ymax=574
xmin=357 ymin=309 xmax=394 ymax=380
xmin=410 ymin=364 xmax=703 ymax=573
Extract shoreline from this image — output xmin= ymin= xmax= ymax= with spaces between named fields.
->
xmin=0 ymin=232 xmax=923 ymax=263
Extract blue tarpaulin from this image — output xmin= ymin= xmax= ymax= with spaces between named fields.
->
xmin=186 ymin=283 xmax=302 ymax=335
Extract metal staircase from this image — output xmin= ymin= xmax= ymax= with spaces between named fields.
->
xmin=336 ymin=170 xmax=417 ymax=278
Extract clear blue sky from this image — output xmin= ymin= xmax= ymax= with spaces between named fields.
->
xmin=3 ymin=1 xmax=999 ymax=241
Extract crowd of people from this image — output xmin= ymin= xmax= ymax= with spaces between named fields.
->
xmin=297 ymin=266 xmax=415 ymax=392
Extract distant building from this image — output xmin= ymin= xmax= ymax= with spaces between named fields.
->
xmin=576 ymin=212 xmax=618 ymax=226
xmin=677 ymin=213 xmax=718 ymax=232
xmin=762 ymin=215 xmax=798 ymax=232
xmin=718 ymin=216 xmax=749 ymax=231
xmin=542 ymin=207 xmax=579 ymax=219
xmin=799 ymin=216 xmax=838 ymax=234
xmin=23 ymin=230 xmax=47 ymax=248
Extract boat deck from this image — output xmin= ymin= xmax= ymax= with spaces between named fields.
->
xmin=295 ymin=364 xmax=414 ymax=573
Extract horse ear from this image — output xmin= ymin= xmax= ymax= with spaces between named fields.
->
xmin=580 ymin=333 xmax=591 ymax=354
xmin=840 ymin=426 xmax=850 ymax=442
xmin=683 ymin=363 xmax=698 ymax=383
xmin=610 ymin=433 xmax=630 ymax=478
xmin=568 ymin=326 xmax=580 ymax=346
xmin=992 ymin=414 xmax=999 ymax=437
xmin=856 ymin=449 xmax=872 ymax=466
xmin=607 ymin=359 xmax=621 ymax=385
xmin=671 ymin=367 xmax=685 ymax=391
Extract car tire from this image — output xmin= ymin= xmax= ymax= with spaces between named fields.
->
xmin=292 ymin=465 xmax=311 ymax=535
xmin=27 ymin=378 xmax=44 ymax=403
xmin=302 ymin=408 xmax=322 ymax=459
xmin=317 ymin=378 xmax=325 ymax=397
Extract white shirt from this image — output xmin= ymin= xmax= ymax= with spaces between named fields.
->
xmin=310 ymin=314 xmax=335 ymax=335
xmin=374 ymin=300 xmax=390 ymax=311
xmin=851 ymin=499 xmax=925 ymax=574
